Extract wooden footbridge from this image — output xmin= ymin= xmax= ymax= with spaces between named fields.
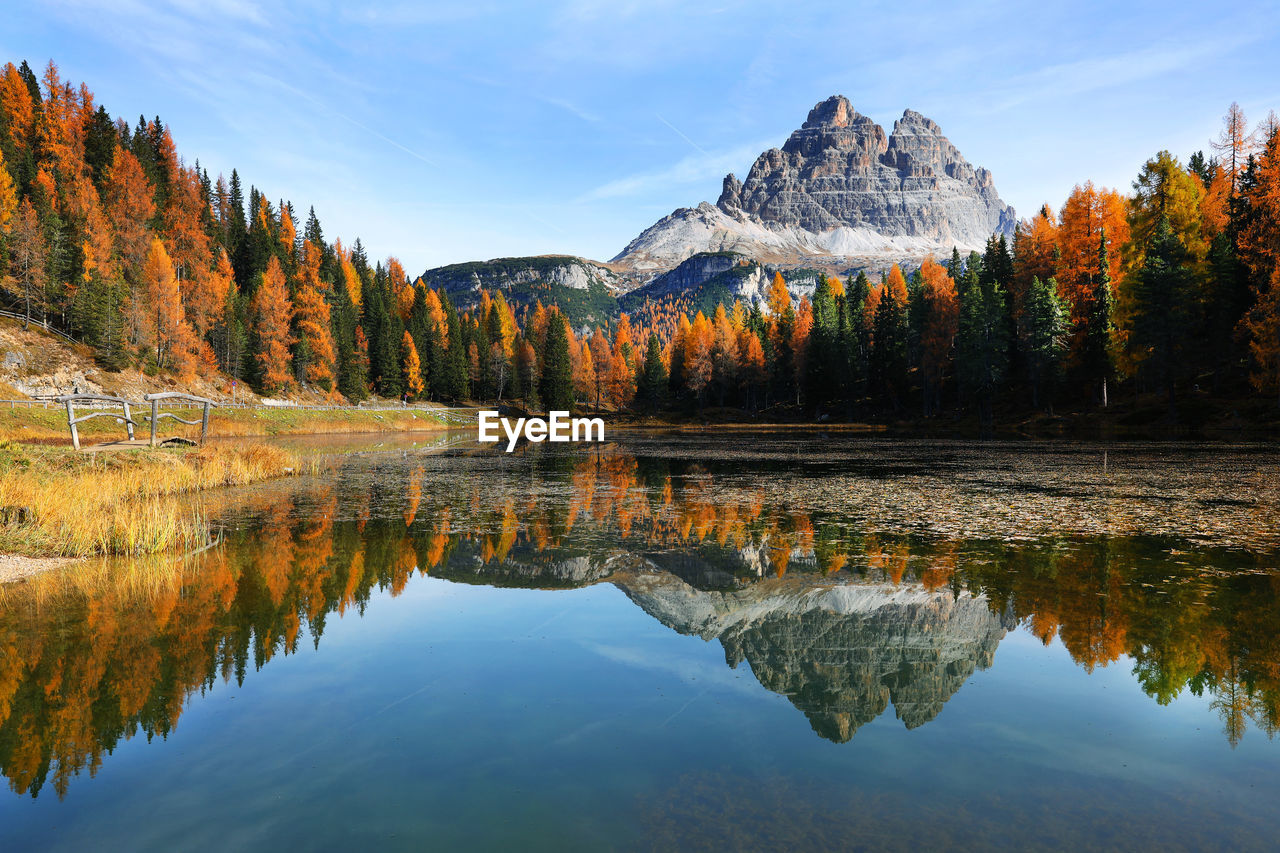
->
xmin=56 ymin=393 xmax=217 ymax=451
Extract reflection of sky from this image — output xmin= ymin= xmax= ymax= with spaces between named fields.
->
xmin=1 ymin=575 xmax=1276 ymax=849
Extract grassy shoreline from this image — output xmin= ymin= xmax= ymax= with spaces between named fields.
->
xmin=0 ymin=403 xmax=458 ymax=444
xmin=0 ymin=442 xmax=303 ymax=570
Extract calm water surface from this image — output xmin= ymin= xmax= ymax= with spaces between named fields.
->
xmin=1 ymin=433 xmax=1279 ymax=851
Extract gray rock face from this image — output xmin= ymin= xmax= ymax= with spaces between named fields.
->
xmin=638 ymin=252 xmax=753 ymax=299
xmin=623 ymin=252 xmax=822 ymax=309
xmin=615 ymin=95 xmax=1015 ymax=272
xmin=728 ymin=98 xmax=1015 ymax=242
xmin=420 ymin=255 xmax=622 ymax=300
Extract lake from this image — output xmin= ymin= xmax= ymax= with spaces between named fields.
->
xmin=1 ymin=432 xmax=1278 ymax=851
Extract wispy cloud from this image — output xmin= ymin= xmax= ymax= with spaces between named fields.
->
xmin=244 ymin=71 xmax=439 ymax=168
xmin=576 ymin=140 xmax=767 ymax=203
xmin=983 ymin=36 xmax=1261 ymax=114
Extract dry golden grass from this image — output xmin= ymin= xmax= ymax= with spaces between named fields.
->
xmin=0 ymin=442 xmax=300 ymax=558
xmin=0 ymin=403 xmax=455 ymax=443
xmin=0 ymin=547 xmax=201 ymax=607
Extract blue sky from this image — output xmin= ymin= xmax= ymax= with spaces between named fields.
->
xmin=5 ymin=1 xmax=1278 ymax=273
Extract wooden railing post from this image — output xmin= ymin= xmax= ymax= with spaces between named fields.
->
xmin=150 ymin=398 xmax=159 ymax=447
xmin=200 ymin=402 xmax=210 ymax=445
xmin=122 ymin=400 xmax=135 ymax=440
xmin=65 ymin=398 xmax=80 ymax=451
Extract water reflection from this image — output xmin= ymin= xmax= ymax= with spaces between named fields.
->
xmin=1 ymin=440 xmax=1278 ymax=799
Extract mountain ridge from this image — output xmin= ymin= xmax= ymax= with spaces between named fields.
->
xmin=612 ymin=95 xmax=1015 ymax=273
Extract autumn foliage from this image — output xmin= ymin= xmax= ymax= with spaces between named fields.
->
xmin=1 ymin=60 xmax=1278 ymax=419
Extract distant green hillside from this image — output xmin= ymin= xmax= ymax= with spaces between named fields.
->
xmin=418 ymin=255 xmax=621 ymax=327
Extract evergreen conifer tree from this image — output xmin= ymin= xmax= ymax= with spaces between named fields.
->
xmin=1079 ymin=230 xmax=1116 ymax=406
xmin=1127 ymin=215 xmax=1195 ymax=412
xmin=637 ymin=332 xmax=668 ymax=412
xmin=539 ymin=313 xmax=574 ymax=411
xmin=1022 ymin=276 xmax=1069 ymax=411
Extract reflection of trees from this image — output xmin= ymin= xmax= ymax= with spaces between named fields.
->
xmin=0 ymin=489 xmax=419 ymax=799
xmin=0 ymin=448 xmax=1278 ymax=798
xmin=962 ymin=542 xmax=1280 ymax=747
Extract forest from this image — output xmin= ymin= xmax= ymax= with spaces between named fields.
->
xmin=2 ymin=59 xmax=1279 ymax=424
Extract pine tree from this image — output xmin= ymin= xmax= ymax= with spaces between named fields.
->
xmin=217 ymin=278 xmax=249 ymax=382
xmin=947 ymin=247 xmax=964 ymax=282
xmin=957 ymin=262 xmax=1010 ymax=428
xmin=330 ymin=263 xmax=363 ymax=400
xmin=539 ymin=312 xmax=574 ymax=411
xmin=1246 ymin=266 xmax=1280 ymax=406
xmin=843 ymin=272 xmax=871 ymax=406
xmin=805 ymin=275 xmax=839 ymax=408
xmin=919 ymin=259 xmax=959 ymax=417
xmin=83 ymin=105 xmax=117 ymax=184
xmin=636 ymin=332 xmax=668 ymax=412
xmin=351 ymin=325 xmax=371 ymax=399
xmin=225 ymin=169 xmax=247 ymax=273
xmin=1127 ymin=215 xmax=1195 ymax=413
xmin=870 ymin=266 xmax=909 ymax=410
xmin=472 ymin=312 xmax=492 ymax=400
xmin=1021 ymin=277 xmax=1069 ymax=411
xmin=441 ymin=293 xmax=468 ymax=400
xmin=1079 ymin=230 xmax=1116 ymax=406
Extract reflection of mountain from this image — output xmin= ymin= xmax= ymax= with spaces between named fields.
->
xmin=431 ymin=543 xmax=617 ymax=589
xmin=4 ymin=445 xmax=1279 ymax=800
xmin=412 ymin=533 xmax=1013 ymax=742
xmin=617 ymin=572 xmax=1011 ymax=742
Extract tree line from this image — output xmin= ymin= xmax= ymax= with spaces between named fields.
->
xmin=2 ymin=60 xmax=1278 ymax=420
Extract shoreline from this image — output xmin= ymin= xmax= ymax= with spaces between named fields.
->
xmin=0 ymin=553 xmax=83 ymax=584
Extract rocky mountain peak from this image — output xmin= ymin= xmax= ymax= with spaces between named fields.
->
xmin=893 ymin=108 xmax=942 ymax=135
xmin=718 ymin=172 xmax=743 ymax=209
xmin=613 ymin=94 xmax=1016 ymax=272
xmin=802 ymin=94 xmax=856 ymax=128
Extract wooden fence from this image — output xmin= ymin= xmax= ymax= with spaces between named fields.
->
xmin=0 ymin=309 xmax=81 ymax=345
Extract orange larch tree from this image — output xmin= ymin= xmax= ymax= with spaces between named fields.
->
xmin=589 ymin=327 xmax=612 ymax=408
xmin=102 ymin=148 xmax=156 ymax=273
xmin=710 ymin=304 xmax=739 ymax=404
xmin=162 ymin=165 xmax=211 ymax=284
xmin=0 ymin=63 xmax=36 ymax=160
xmin=791 ymin=296 xmax=813 ymax=397
xmin=682 ymin=311 xmax=714 ymax=404
xmin=401 ymin=331 xmax=425 ymax=400
xmin=1057 ymin=182 xmax=1128 ymax=350
xmin=767 ymin=271 xmax=791 ymax=316
xmin=252 ymin=256 xmax=295 ymax=393
xmin=139 ymin=238 xmax=201 ymax=377
xmin=0 ymin=151 xmax=16 ymax=231
xmin=572 ymin=338 xmax=596 ymax=403
xmin=333 ymin=238 xmax=362 ymax=310
xmin=1014 ymin=204 xmax=1060 ymax=313
xmin=294 ymin=240 xmax=337 ymax=390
